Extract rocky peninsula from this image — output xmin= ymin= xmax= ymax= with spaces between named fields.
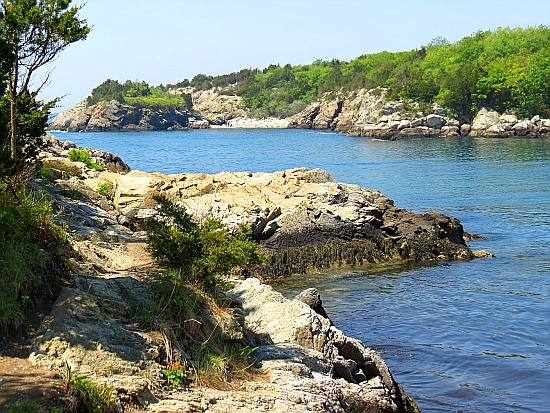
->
xmin=4 ymin=134 xmax=491 ymax=412
xmin=49 ymin=87 xmax=550 ymax=139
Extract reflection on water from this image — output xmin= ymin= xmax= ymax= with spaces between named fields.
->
xmin=52 ymin=130 xmax=550 ymax=413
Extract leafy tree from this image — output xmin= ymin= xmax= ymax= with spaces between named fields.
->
xmin=88 ymin=26 xmax=550 ymax=119
xmin=0 ymin=0 xmax=90 ymax=166
xmin=0 ymin=90 xmax=53 ymax=179
xmin=87 ymin=79 xmax=125 ymax=105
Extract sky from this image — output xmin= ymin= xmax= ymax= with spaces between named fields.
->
xmin=36 ymin=0 xmax=550 ymax=109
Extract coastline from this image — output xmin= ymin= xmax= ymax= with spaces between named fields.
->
xmin=13 ymin=135 xmax=438 ymax=412
xmin=49 ymin=88 xmax=550 ymax=139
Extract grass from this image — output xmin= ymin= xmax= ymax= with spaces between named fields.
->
xmin=0 ymin=184 xmax=69 ymax=334
xmin=6 ymin=401 xmax=62 ymax=413
xmin=194 ymin=344 xmax=258 ymax=389
xmin=62 ymin=363 xmax=120 ymax=413
xmin=141 ymin=270 xmax=260 ymax=390
xmin=41 ymin=159 xmax=82 ymax=179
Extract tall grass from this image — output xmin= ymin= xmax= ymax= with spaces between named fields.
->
xmin=0 ymin=184 xmax=69 ymax=333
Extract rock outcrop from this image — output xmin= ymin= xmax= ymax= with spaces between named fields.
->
xmin=41 ymin=133 xmax=131 ymax=173
xmin=184 ymin=87 xmax=248 ymax=125
xmin=27 ymin=153 xmax=421 ymax=412
xmin=51 ymin=87 xmax=550 ymax=137
xmin=289 ymin=89 xmax=550 ymax=139
xmin=468 ymin=108 xmax=550 ymax=138
xmin=49 ymin=99 xmax=208 ymax=132
xmin=39 ymin=135 xmax=473 ymax=280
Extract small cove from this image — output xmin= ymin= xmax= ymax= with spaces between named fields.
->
xmin=51 ymin=129 xmax=550 ymax=413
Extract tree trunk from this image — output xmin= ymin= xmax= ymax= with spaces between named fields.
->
xmin=10 ymin=88 xmax=17 ymax=159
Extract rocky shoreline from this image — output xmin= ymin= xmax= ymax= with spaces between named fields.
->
xmin=292 ymin=90 xmax=550 ymax=139
xmin=19 ymin=135 xmax=495 ymax=411
xmin=20 ymin=136 xmax=453 ymax=412
xmin=41 ymin=134 xmax=478 ymax=277
xmin=49 ymin=88 xmax=550 ymax=139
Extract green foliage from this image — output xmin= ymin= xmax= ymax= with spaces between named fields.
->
xmin=37 ymin=166 xmax=56 ymax=182
xmin=0 ymin=0 xmax=90 ymax=171
xmin=141 ymin=196 xmax=263 ymax=387
xmin=144 ymin=195 xmax=262 ymax=291
xmin=87 ymin=79 xmax=192 ymax=111
xmin=87 ymin=26 xmax=550 ymax=120
xmin=62 ymin=363 xmax=119 ymax=413
xmin=96 ymin=180 xmax=113 ymax=197
xmin=185 ymin=26 xmax=548 ymax=118
xmin=162 ymin=362 xmax=189 ymax=388
xmin=67 ymin=148 xmax=104 ymax=170
xmin=6 ymin=401 xmax=62 ymax=413
xmin=67 ymin=148 xmax=91 ymax=164
xmin=0 ymin=91 xmax=54 ymax=179
xmin=0 ymin=185 xmax=68 ymax=333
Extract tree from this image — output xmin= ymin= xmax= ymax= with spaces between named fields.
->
xmin=0 ymin=0 xmax=90 ymax=164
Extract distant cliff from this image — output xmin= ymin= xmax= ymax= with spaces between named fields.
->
xmin=288 ymin=88 xmax=550 ymax=139
xmin=50 ymin=88 xmax=550 ymax=139
xmin=49 ymin=99 xmax=209 ymax=132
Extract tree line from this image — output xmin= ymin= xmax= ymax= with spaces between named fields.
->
xmin=89 ymin=26 xmax=550 ymax=122
xmin=87 ymin=79 xmax=193 ymax=111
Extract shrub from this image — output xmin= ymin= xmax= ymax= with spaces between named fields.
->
xmin=37 ymin=166 xmax=56 ymax=183
xmin=143 ymin=195 xmax=262 ymax=291
xmin=67 ymin=148 xmax=92 ymax=165
xmin=0 ymin=186 xmax=68 ymax=333
xmin=67 ymin=149 xmax=104 ymax=171
xmin=96 ymin=180 xmax=113 ymax=198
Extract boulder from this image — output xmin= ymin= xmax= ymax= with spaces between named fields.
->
xmin=227 ymin=278 xmax=420 ymax=413
xmin=500 ymin=114 xmax=518 ymax=124
xmin=513 ymin=120 xmax=534 ymax=136
xmin=295 ymin=288 xmax=333 ymax=324
xmin=470 ymin=108 xmax=501 ymax=136
xmin=426 ymin=114 xmax=443 ymax=129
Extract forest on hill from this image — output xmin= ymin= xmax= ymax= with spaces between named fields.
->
xmin=88 ymin=26 xmax=550 ymax=122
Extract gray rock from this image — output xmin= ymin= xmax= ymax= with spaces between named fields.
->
xmin=295 ymin=288 xmax=332 ymax=324
xmin=49 ymin=99 xmax=208 ymax=132
xmin=426 ymin=114 xmax=443 ymax=129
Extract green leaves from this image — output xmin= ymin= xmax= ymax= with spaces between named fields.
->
xmin=144 ymin=195 xmax=263 ymax=291
xmin=0 ymin=0 xmax=90 ymax=176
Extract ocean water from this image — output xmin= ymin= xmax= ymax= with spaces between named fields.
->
xmin=51 ymin=129 xmax=550 ymax=413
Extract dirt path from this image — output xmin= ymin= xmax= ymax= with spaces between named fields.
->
xmin=0 ymin=339 xmax=61 ymax=410
xmin=0 ymin=227 xmax=153 ymax=411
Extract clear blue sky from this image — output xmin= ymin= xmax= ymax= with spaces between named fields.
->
xmin=38 ymin=0 xmax=550 ymax=109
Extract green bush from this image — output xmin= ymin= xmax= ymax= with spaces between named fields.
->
xmin=67 ymin=148 xmax=92 ymax=165
xmin=0 ymin=186 xmax=68 ymax=333
xmin=144 ymin=195 xmax=262 ymax=291
xmin=162 ymin=362 xmax=189 ymax=388
xmin=37 ymin=166 xmax=56 ymax=183
xmin=67 ymin=149 xmax=104 ymax=171
xmin=96 ymin=180 xmax=113 ymax=197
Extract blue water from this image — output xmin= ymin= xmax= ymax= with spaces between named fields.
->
xmin=51 ymin=129 xmax=550 ymax=413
